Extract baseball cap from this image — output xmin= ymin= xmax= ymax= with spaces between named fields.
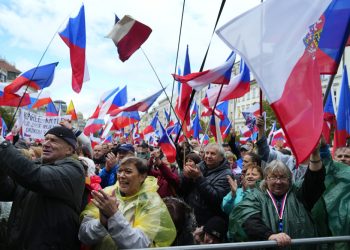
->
xmin=117 ymin=143 xmax=135 ymax=153
xmin=240 ymin=144 xmax=251 ymax=152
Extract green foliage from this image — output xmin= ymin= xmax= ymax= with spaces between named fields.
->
xmin=0 ymin=107 xmax=15 ymax=129
xmin=262 ymin=100 xmax=280 ymax=131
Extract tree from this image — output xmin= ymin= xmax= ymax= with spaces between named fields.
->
xmin=0 ymin=107 xmax=15 ymax=129
xmin=262 ymin=100 xmax=280 ymax=132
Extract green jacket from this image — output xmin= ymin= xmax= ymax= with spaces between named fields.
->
xmin=312 ymin=157 xmax=350 ymax=250
xmin=229 ymin=168 xmax=325 ymax=249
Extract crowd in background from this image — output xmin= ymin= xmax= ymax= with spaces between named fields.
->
xmin=0 ymin=115 xmax=349 ymax=250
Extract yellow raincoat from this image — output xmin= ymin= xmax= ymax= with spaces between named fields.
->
xmin=80 ymin=176 xmax=176 ymax=249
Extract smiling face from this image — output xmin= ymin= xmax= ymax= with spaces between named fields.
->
xmin=266 ymin=170 xmax=290 ymax=196
xmin=117 ymin=162 xmax=147 ymax=196
xmin=42 ymin=134 xmax=73 ymax=164
xmin=244 ymin=167 xmax=262 ymax=189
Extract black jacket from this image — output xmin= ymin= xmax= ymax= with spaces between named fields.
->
xmin=180 ymin=159 xmax=232 ymax=226
xmin=0 ymin=141 xmax=85 ymax=250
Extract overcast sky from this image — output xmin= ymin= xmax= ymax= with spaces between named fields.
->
xmin=0 ymin=0 xmax=261 ymax=118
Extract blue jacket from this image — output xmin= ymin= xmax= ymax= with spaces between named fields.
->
xmin=99 ymin=164 xmax=119 ymax=188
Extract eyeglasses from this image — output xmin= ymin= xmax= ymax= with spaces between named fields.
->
xmin=267 ymin=176 xmax=288 ymax=182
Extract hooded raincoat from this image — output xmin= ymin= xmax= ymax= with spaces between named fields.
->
xmin=79 ymin=176 xmax=176 ymax=249
xmin=229 ymin=167 xmax=325 ymax=249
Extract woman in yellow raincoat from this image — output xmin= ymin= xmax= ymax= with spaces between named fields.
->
xmin=79 ymin=157 xmax=176 ymax=249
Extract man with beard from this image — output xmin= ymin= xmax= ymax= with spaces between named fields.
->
xmin=93 ymin=144 xmax=106 ymax=174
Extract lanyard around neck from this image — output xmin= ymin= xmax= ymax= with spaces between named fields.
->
xmin=267 ymin=190 xmax=287 ymax=232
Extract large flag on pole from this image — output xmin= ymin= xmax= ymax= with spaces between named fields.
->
xmin=217 ymin=0 xmax=331 ymax=163
xmin=316 ymin=0 xmax=350 ymax=74
xmin=4 ymin=62 xmax=58 ymax=94
xmin=106 ymin=15 xmax=152 ymax=62
xmin=59 ymin=4 xmax=89 ymax=93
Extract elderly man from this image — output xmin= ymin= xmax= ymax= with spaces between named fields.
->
xmin=0 ymin=126 xmax=85 ymax=249
xmin=179 ymin=143 xmax=232 ymax=226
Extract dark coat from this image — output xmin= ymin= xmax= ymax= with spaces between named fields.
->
xmin=180 ymin=159 xmax=232 ymax=226
xmin=0 ymin=141 xmax=85 ymax=250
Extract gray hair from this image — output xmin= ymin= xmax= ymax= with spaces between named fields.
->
xmin=260 ymin=160 xmax=292 ymax=190
xmin=205 ymin=143 xmax=226 ymax=158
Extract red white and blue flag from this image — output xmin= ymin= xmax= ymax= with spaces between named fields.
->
xmin=157 ymin=120 xmax=176 ymax=163
xmin=316 ymin=0 xmax=350 ymax=74
xmin=333 ymin=65 xmax=350 ymax=150
xmin=206 ymin=59 xmax=250 ymax=106
xmin=84 ymin=118 xmax=105 ymax=136
xmin=107 ymin=15 xmax=152 ymax=62
xmin=109 ymin=89 xmax=163 ymax=116
xmin=175 ymin=46 xmax=192 ymax=135
xmin=143 ymin=112 xmax=158 ymax=135
xmin=30 ymin=91 xmax=53 ymax=109
xmin=217 ymin=0 xmax=330 ymax=163
xmin=173 ymin=52 xmax=236 ymax=91
xmin=5 ymin=62 xmax=58 ymax=94
xmin=111 ymin=111 xmax=140 ymax=130
xmin=59 ymin=4 xmax=89 ymax=93
xmin=45 ymin=101 xmax=59 ymax=116
xmin=0 ymin=83 xmax=31 ymax=107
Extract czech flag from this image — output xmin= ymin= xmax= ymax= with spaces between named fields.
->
xmin=217 ymin=0 xmax=332 ymax=163
xmin=45 ymin=101 xmax=59 ymax=116
xmin=316 ymin=0 xmax=350 ymax=74
xmin=30 ymin=91 xmax=53 ymax=109
xmin=206 ymin=59 xmax=250 ymax=107
xmin=333 ymin=65 xmax=350 ymax=150
xmin=84 ymin=118 xmax=105 ymax=136
xmin=109 ymin=88 xmax=163 ymax=116
xmin=5 ymin=62 xmax=58 ymax=94
xmin=59 ymin=4 xmax=89 ymax=93
xmin=106 ymin=15 xmax=152 ymax=62
xmin=143 ymin=112 xmax=158 ymax=135
xmin=157 ymin=120 xmax=176 ymax=163
xmin=0 ymin=84 xmax=30 ymax=107
xmin=173 ymin=52 xmax=236 ymax=91
xmin=111 ymin=111 xmax=140 ymax=130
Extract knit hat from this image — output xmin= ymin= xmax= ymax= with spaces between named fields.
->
xmin=45 ymin=126 xmax=77 ymax=149
xmin=185 ymin=152 xmax=201 ymax=164
xmin=203 ymin=216 xmax=228 ymax=241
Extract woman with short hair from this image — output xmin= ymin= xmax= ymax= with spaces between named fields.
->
xmin=79 ymin=157 xmax=176 ymax=249
xmin=229 ymin=147 xmax=325 ymax=248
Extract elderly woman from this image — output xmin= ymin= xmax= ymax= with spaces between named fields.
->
xmin=229 ymin=148 xmax=325 ymax=248
xmin=79 ymin=157 xmax=176 ymax=249
xmin=222 ymin=164 xmax=263 ymax=215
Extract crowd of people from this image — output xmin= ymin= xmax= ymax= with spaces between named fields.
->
xmin=0 ymin=115 xmax=349 ymax=250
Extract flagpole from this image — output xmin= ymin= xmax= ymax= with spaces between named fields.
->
xmin=7 ymin=8 xmax=77 ymax=131
xmin=140 ymin=48 xmax=182 ymax=127
xmin=169 ymin=0 xmax=186 ymax=118
xmin=174 ymin=0 xmax=227 ymax=144
xmin=199 ymin=84 xmax=225 ymax=149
